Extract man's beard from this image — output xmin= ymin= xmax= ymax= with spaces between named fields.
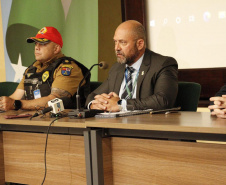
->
xmin=116 ymin=46 xmax=139 ymax=65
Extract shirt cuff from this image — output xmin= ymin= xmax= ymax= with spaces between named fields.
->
xmin=121 ymin=99 xmax=127 ymax=111
xmin=87 ymin=101 xmax=93 ymax=109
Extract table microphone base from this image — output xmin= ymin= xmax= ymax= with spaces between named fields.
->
xmin=68 ymin=109 xmax=104 ymax=119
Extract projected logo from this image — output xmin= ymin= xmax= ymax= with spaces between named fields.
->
xmin=189 ymin=16 xmax=195 ymax=22
xmin=150 ymin=20 xmax=155 ymax=27
xmin=176 ymin=17 xmax=181 ymax=24
xmin=218 ymin=11 xmax=226 ymax=19
xmin=163 ymin=18 xmax=168 ymax=25
xmin=203 ymin=12 xmax=211 ymax=22
xmin=148 ymin=10 xmax=224 ymax=28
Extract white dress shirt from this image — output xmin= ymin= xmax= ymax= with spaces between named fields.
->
xmin=119 ymin=54 xmax=144 ymax=111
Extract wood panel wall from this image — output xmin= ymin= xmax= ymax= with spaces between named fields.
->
xmin=98 ymin=0 xmax=122 ymax=82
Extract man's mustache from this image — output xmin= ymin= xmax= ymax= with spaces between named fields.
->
xmin=116 ymin=51 xmax=124 ymax=55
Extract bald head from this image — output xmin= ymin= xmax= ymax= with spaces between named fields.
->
xmin=116 ymin=20 xmax=146 ymax=46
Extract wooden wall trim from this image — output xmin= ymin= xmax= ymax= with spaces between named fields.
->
xmin=179 ymin=68 xmax=226 ymax=107
xmin=121 ymin=0 xmax=146 ymax=27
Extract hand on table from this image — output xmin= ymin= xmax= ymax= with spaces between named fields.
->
xmin=208 ymin=95 xmax=226 ymax=118
xmin=90 ymin=92 xmax=120 ymax=112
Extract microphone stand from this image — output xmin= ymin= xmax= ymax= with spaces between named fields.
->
xmin=76 ymin=64 xmax=99 ymax=111
xmin=68 ymin=63 xmax=104 ymax=119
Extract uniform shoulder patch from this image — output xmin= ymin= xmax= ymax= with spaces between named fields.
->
xmin=61 ymin=65 xmax=73 ymax=76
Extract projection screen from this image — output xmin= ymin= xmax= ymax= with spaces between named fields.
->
xmin=145 ymin=0 xmax=226 ymax=69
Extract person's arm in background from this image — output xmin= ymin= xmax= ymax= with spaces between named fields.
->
xmin=213 ymin=84 xmax=226 ymax=97
xmin=208 ymin=84 xmax=226 ymax=118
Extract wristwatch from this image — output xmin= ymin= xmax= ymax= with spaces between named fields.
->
xmin=117 ymin=100 xmax=122 ymax=105
xmin=14 ymin=100 xmax=22 ymax=110
xmin=117 ymin=100 xmax=123 ymax=111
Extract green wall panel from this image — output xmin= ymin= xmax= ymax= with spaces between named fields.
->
xmin=62 ymin=0 xmax=98 ymax=81
xmin=6 ymin=0 xmax=65 ymax=67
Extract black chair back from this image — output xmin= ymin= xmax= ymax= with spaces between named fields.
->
xmin=175 ymin=82 xmax=201 ymax=111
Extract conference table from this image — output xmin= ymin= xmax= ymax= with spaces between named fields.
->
xmin=0 ymin=110 xmax=226 ymax=185
xmin=0 ymin=110 xmax=92 ymax=185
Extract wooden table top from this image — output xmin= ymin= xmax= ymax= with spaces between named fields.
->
xmin=1 ymin=110 xmax=226 ymax=134
xmin=86 ymin=112 xmax=226 ymax=134
xmin=0 ymin=110 xmax=86 ymax=128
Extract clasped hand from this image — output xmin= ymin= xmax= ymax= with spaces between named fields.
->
xmin=90 ymin=92 xmax=120 ymax=112
xmin=208 ymin=95 xmax=226 ymax=119
xmin=0 ymin=96 xmax=15 ymax=111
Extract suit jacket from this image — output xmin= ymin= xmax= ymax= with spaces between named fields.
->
xmin=209 ymin=84 xmax=226 ymax=106
xmin=86 ymin=49 xmax=178 ymax=110
xmin=215 ymin=84 xmax=226 ymax=97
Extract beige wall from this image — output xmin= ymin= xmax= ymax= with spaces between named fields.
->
xmin=98 ymin=0 xmax=122 ymax=82
xmin=0 ymin=2 xmax=6 ymax=82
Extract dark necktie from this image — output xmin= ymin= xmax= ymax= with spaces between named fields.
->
xmin=121 ymin=67 xmax=135 ymax=99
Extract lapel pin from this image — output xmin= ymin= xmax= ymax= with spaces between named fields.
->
xmin=141 ymin=71 xmax=144 ymax=75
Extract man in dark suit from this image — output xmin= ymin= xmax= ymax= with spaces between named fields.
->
xmin=86 ymin=20 xmax=178 ymax=112
xmin=208 ymin=85 xmax=226 ymax=118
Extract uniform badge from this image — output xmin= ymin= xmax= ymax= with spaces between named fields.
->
xmin=42 ymin=71 xmax=49 ymax=82
xmin=61 ymin=65 xmax=73 ymax=76
xmin=26 ymin=73 xmax=33 ymax=78
xmin=38 ymin=27 xmax=47 ymax=35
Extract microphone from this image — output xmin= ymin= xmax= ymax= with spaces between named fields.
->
xmin=46 ymin=98 xmax=64 ymax=113
xmin=31 ymin=98 xmax=65 ymax=118
xmin=99 ymin=61 xmax=108 ymax=69
xmin=69 ymin=62 xmax=108 ymax=118
xmin=41 ymin=106 xmax=53 ymax=114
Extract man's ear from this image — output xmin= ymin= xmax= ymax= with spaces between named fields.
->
xmin=54 ymin=44 xmax=61 ymax=54
xmin=136 ymin=39 xmax=145 ymax=51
